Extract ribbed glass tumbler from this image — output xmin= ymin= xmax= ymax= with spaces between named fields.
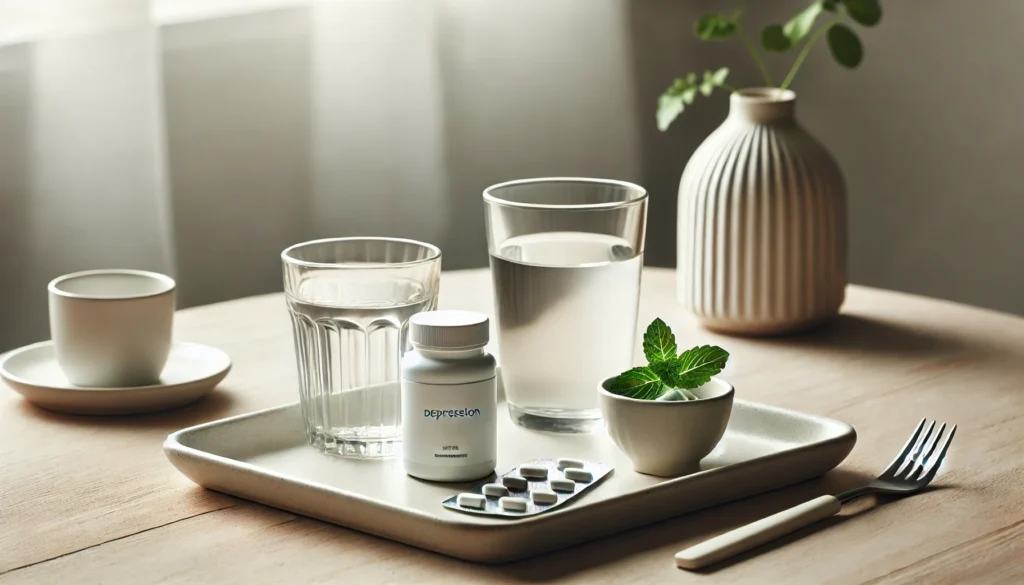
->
xmin=282 ymin=237 xmax=441 ymax=457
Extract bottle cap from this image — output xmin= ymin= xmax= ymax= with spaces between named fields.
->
xmin=409 ymin=310 xmax=489 ymax=350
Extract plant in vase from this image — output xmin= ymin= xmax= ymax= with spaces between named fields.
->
xmin=661 ymin=1 xmax=881 ymax=336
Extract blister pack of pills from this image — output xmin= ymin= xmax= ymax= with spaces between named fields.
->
xmin=442 ymin=458 xmax=613 ymax=518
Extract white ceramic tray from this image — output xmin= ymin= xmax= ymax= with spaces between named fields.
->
xmin=165 ymin=394 xmax=856 ymax=563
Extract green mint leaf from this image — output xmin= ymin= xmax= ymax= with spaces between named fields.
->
xmin=695 ymin=13 xmax=737 ymax=41
xmin=845 ymin=0 xmax=881 ymax=26
xmin=827 ymin=24 xmax=863 ymax=68
xmin=711 ymin=66 xmax=730 ymax=85
xmin=609 ymin=366 xmax=666 ymax=400
xmin=783 ymin=2 xmax=823 ymax=45
xmin=681 ymin=87 xmax=697 ymax=105
xmin=762 ymin=24 xmax=792 ymax=53
xmin=674 ymin=345 xmax=730 ymax=389
xmin=699 ymin=81 xmax=714 ymax=97
xmin=642 ymin=318 xmax=678 ymax=363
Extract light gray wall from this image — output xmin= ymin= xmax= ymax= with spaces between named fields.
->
xmin=798 ymin=1 xmax=1024 ymax=315
xmin=162 ymin=9 xmax=312 ymax=308
xmin=1 ymin=0 xmax=1022 ymax=353
xmin=0 ymin=22 xmax=173 ymax=352
xmin=631 ymin=0 xmax=1024 ymax=314
xmin=790 ymin=0 xmax=1024 ymax=314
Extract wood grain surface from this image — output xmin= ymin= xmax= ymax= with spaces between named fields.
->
xmin=2 ymin=268 xmax=1023 ymax=584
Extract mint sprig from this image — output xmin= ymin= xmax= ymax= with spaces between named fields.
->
xmin=609 ymin=319 xmax=729 ymax=401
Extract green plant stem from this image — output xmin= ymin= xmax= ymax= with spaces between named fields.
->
xmin=780 ymin=13 xmax=845 ymax=90
xmin=719 ymin=82 xmax=738 ymax=93
xmin=736 ymin=24 xmax=774 ymax=87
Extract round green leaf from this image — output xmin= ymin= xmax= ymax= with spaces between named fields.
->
xmin=845 ymin=0 xmax=882 ymax=26
xmin=762 ymin=24 xmax=791 ymax=52
xmin=828 ymin=24 xmax=863 ymax=68
xmin=783 ymin=2 xmax=823 ymax=44
xmin=695 ymin=14 xmax=737 ymax=40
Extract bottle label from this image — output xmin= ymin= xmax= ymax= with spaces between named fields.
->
xmin=402 ymin=378 xmax=496 ymax=466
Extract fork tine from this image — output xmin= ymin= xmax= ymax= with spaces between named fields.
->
xmin=882 ymin=418 xmax=927 ymax=476
xmin=917 ymin=424 xmax=957 ymax=485
xmin=896 ymin=419 xmax=936 ymax=477
xmin=907 ymin=423 xmax=946 ymax=480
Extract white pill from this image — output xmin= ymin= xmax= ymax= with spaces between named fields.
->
xmin=502 ymin=475 xmax=528 ymax=490
xmin=656 ymin=389 xmax=686 ymax=402
xmin=482 ymin=483 xmax=510 ymax=498
xmin=519 ymin=465 xmax=548 ymax=479
xmin=550 ymin=478 xmax=576 ymax=493
xmin=564 ymin=468 xmax=593 ymax=482
xmin=531 ymin=490 xmax=558 ymax=504
xmin=457 ymin=493 xmax=486 ymax=509
xmin=557 ymin=458 xmax=585 ymax=470
xmin=499 ymin=496 xmax=528 ymax=511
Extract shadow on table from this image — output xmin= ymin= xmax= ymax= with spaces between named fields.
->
xmin=12 ymin=385 xmax=239 ymax=432
xmin=482 ymin=468 xmax=874 ymax=582
xmin=739 ymin=313 xmax=967 ymax=358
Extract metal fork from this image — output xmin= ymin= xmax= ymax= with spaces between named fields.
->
xmin=675 ymin=419 xmax=957 ymax=570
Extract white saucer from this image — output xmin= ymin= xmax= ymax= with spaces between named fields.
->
xmin=0 ymin=341 xmax=231 ymax=415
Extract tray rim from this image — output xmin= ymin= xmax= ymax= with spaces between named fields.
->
xmin=164 ymin=398 xmax=856 ymax=530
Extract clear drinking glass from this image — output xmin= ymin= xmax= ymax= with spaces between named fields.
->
xmin=484 ymin=178 xmax=648 ymax=433
xmin=282 ymin=237 xmax=441 ymax=457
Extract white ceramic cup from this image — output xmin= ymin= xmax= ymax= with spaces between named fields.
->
xmin=599 ymin=376 xmax=734 ymax=477
xmin=48 ymin=269 xmax=176 ymax=387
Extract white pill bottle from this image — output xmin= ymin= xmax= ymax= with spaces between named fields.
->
xmin=402 ymin=310 xmax=497 ymax=482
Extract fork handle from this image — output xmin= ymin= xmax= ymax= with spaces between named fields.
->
xmin=675 ymin=495 xmax=842 ymax=570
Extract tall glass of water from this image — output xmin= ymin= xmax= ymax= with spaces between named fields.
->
xmin=282 ymin=237 xmax=441 ymax=457
xmin=484 ymin=178 xmax=647 ymax=433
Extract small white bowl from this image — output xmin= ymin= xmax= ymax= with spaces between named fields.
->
xmin=598 ymin=376 xmax=734 ymax=477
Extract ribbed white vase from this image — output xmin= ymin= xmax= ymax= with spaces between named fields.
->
xmin=677 ymin=88 xmax=846 ymax=335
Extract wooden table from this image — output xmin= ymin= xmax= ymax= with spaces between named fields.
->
xmin=2 ymin=268 xmax=1023 ymax=584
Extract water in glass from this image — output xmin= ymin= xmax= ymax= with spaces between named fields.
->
xmin=490 ymin=231 xmax=642 ymax=432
